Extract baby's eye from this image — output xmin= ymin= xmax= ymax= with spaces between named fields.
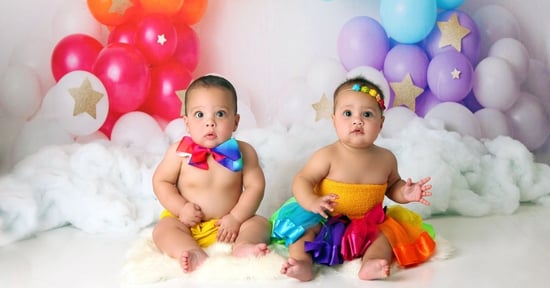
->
xmin=215 ymin=110 xmax=227 ymax=118
xmin=343 ymin=110 xmax=352 ymax=117
xmin=194 ymin=111 xmax=204 ymax=118
xmin=362 ymin=111 xmax=373 ymax=118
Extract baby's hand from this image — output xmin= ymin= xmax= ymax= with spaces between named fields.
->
xmin=216 ymin=214 xmax=241 ymax=243
xmin=178 ymin=202 xmax=204 ymax=227
xmin=309 ymin=194 xmax=338 ymax=218
xmin=402 ymin=177 xmax=432 ymax=206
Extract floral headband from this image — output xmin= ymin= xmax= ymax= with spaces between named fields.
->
xmin=351 ymin=83 xmax=386 ymax=110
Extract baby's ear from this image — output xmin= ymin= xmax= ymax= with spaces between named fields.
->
xmin=234 ymin=114 xmax=241 ymax=131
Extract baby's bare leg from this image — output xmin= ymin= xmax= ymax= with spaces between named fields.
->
xmin=232 ymin=215 xmax=271 ymax=257
xmin=358 ymin=233 xmax=393 ymax=280
xmin=280 ymin=225 xmax=321 ymax=282
xmin=152 ymin=217 xmax=207 ymax=273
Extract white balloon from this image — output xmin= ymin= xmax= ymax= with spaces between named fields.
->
xmin=381 ymin=106 xmax=418 ymax=138
xmin=346 ymin=66 xmax=392 ymax=109
xmin=523 ymin=59 xmax=550 ymax=116
xmin=488 ymin=38 xmax=530 ymax=84
xmin=474 ymin=108 xmax=511 ymax=139
xmin=51 ymin=0 xmax=106 ymax=43
xmin=472 ymin=4 xmax=520 ymax=58
xmin=53 ymin=71 xmax=109 ymax=136
xmin=506 ymin=92 xmax=550 ymax=151
xmin=111 ymin=111 xmax=169 ymax=154
xmin=306 ymin=57 xmax=347 ymax=97
xmin=473 ymin=57 xmax=520 ymax=111
xmin=164 ymin=118 xmax=187 ymax=144
xmin=8 ymin=37 xmax=55 ymax=94
xmin=0 ymin=64 xmax=42 ymax=120
xmin=276 ymin=77 xmax=318 ymax=128
xmin=425 ymin=102 xmax=482 ymax=138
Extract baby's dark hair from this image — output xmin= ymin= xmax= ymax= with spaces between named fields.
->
xmin=333 ymin=77 xmax=385 ymax=112
xmin=184 ymin=75 xmax=238 ymax=115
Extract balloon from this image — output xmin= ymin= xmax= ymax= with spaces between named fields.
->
xmin=174 ymin=0 xmax=208 ymax=26
xmin=51 ymin=34 xmax=104 ymax=81
xmin=437 ymin=0 xmax=464 ymax=10
xmin=107 ymin=21 xmax=138 ymax=45
xmin=140 ymin=0 xmax=184 ymax=15
xmin=422 ymin=10 xmax=481 ymax=65
xmin=92 ymin=43 xmax=151 ymax=114
xmin=141 ymin=59 xmax=193 ymax=121
xmin=10 ymin=37 xmax=56 ymax=94
xmin=236 ymin=100 xmax=258 ymax=131
xmin=87 ymin=0 xmax=141 ymax=26
xmin=471 ymin=4 xmax=520 ymax=58
xmin=460 ymin=92 xmax=483 ymax=113
xmin=276 ymin=77 xmax=318 ymax=128
xmin=488 ymin=38 xmax=530 ymax=85
xmin=306 ymin=57 xmax=347 ymax=97
xmin=110 ymin=111 xmax=168 ymax=154
xmin=472 ymin=56 xmax=519 ymax=111
xmin=383 ymin=44 xmax=430 ymax=89
xmin=52 ymin=0 xmax=104 ymax=43
xmin=50 ymin=71 xmax=109 ymax=136
xmin=135 ymin=14 xmax=178 ymax=64
xmin=424 ymin=102 xmax=481 ymax=138
xmin=474 ymin=108 xmax=510 ymax=139
xmin=337 ymin=16 xmax=389 ymax=71
xmin=380 ymin=0 xmax=437 ymax=44
xmin=381 ymin=106 xmax=418 ymax=138
xmin=99 ymin=110 xmax=122 ymax=139
xmin=506 ymin=93 xmax=550 ymax=151
xmin=427 ymin=50 xmax=473 ymax=102
xmin=172 ymin=23 xmax=200 ymax=71
xmin=415 ymin=89 xmax=442 ymax=117
xmin=0 ymin=64 xmax=42 ymax=120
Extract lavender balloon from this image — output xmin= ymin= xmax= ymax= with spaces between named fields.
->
xmin=337 ymin=16 xmax=389 ymax=71
xmin=422 ymin=10 xmax=481 ymax=65
xmin=427 ymin=50 xmax=473 ymax=102
xmin=384 ymin=44 xmax=430 ymax=89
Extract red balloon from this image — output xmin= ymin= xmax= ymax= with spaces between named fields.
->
xmin=141 ymin=59 xmax=192 ymax=121
xmin=51 ymin=34 xmax=104 ymax=81
xmin=92 ymin=43 xmax=151 ymax=114
xmin=108 ymin=21 xmax=138 ymax=45
xmin=135 ymin=14 xmax=178 ymax=64
xmin=99 ymin=109 xmax=122 ymax=139
xmin=173 ymin=23 xmax=200 ymax=71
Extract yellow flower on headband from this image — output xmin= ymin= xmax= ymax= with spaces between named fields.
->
xmin=352 ymin=83 xmax=386 ymax=110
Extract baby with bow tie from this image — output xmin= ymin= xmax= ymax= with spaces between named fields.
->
xmin=152 ymin=75 xmax=271 ymax=273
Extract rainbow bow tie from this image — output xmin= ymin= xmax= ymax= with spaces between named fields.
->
xmin=176 ymin=136 xmax=243 ymax=172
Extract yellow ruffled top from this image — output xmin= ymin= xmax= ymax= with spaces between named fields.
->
xmin=315 ymin=178 xmax=387 ymax=219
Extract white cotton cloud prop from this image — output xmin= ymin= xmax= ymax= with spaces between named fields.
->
xmin=1 ymin=118 xmax=549 ymax=246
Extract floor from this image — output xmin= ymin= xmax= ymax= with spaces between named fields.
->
xmin=1 ymin=204 xmax=549 ymax=288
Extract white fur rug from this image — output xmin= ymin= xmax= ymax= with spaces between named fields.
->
xmin=119 ymin=228 xmax=454 ymax=286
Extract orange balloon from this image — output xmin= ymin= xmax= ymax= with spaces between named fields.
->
xmin=176 ymin=0 xmax=207 ymax=25
xmin=87 ymin=0 xmax=141 ymax=26
xmin=140 ymin=0 xmax=184 ymax=15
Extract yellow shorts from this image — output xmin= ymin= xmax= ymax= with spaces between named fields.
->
xmin=160 ymin=210 xmax=218 ymax=248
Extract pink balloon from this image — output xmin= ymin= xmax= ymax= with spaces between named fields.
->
xmin=92 ymin=43 xmax=151 ymax=114
xmin=135 ymin=14 xmax=178 ymax=64
xmin=173 ymin=23 xmax=200 ymax=72
xmin=108 ymin=21 xmax=138 ymax=45
xmin=141 ymin=59 xmax=192 ymax=121
xmin=51 ymin=33 xmax=104 ymax=81
xmin=506 ymin=93 xmax=550 ymax=151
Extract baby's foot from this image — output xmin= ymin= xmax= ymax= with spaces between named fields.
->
xmin=358 ymin=259 xmax=390 ymax=280
xmin=180 ymin=249 xmax=208 ymax=273
xmin=280 ymin=257 xmax=314 ymax=282
xmin=232 ymin=242 xmax=270 ymax=257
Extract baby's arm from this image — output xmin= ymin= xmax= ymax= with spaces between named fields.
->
xmin=153 ymin=142 xmax=203 ymax=225
xmin=293 ymin=148 xmax=336 ymax=218
xmin=217 ymin=142 xmax=265 ymax=242
xmin=384 ymin=151 xmax=432 ymax=205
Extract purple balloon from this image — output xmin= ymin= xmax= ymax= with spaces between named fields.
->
xmin=415 ymin=89 xmax=442 ymax=117
xmin=337 ymin=16 xmax=389 ymax=71
xmin=427 ymin=50 xmax=473 ymax=102
xmin=384 ymin=44 xmax=430 ymax=88
xmin=422 ymin=10 xmax=481 ymax=65
xmin=460 ymin=91 xmax=483 ymax=113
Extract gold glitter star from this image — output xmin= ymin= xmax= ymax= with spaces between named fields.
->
xmin=437 ymin=12 xmax=470 ymax=52
xmin=390 ymin=73 xmax=424 ymax=111
xmin=108 ymin=0 xmax=134 ymax=15
xmin=176 ymin=89 xmax=187 ymax=116
xmin=311 ymin=93 xmax=332 ymax=121
xmin=451 ymin=68 xmax=462 ymax=79
xmin=69 ymin=78 xmax=104 ymax=119
xmin=157 ymin=34 xmax=167 ymax=45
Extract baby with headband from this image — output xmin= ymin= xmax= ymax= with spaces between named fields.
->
xmin=271 ymin=76 xmax=435 ymax=281
xmin=152 ymin=75 xmax=271 ymax=273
